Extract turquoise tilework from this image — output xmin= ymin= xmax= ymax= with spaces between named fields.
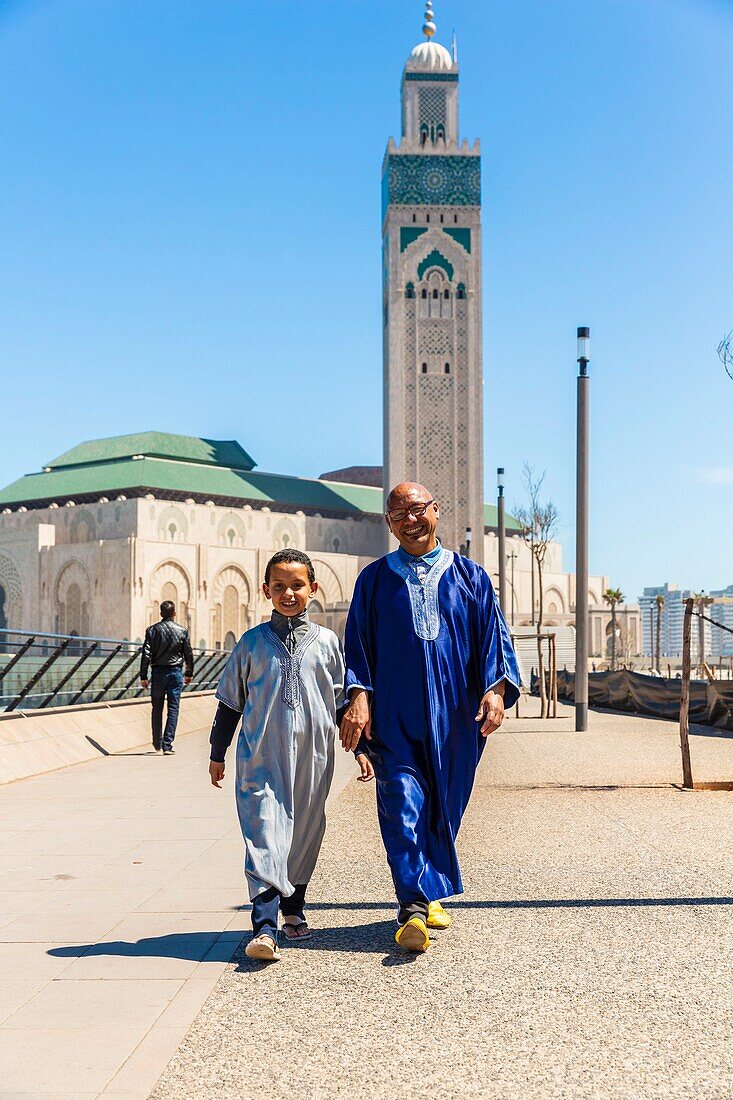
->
xmin=382 ymin=154 xmax=480 ymax=217
xmin=400 ymin=226 xmax=429 ymax=252
xmin=443 ymin=226 xmax=471 ymax=253
xmin=417 ymin=249 xmax=454 ymax=281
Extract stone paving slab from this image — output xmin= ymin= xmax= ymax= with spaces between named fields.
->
xmin=0 ymin=706 xmax=357 ymax=1098
xmin=152 ymin=703 xmax=733 ymax=1100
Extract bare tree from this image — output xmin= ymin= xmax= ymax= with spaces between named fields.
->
xmin=718 ymin=331 xmax=733 ymax=381
xmin=513 ymin=464 xmax=560 ymax=718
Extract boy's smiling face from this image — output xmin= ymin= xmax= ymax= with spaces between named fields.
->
xmin=263 ymin=561 xmax=317 ymax=617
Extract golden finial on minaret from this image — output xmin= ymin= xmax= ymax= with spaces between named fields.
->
xmin=422 ymin=3 xmax=436 ymax=39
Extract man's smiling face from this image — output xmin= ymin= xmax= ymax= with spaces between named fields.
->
xmin=385 ymin=482 xmax=440 ymax=556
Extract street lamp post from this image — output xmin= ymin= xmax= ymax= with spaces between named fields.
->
xmin=575 ymin=326 xmax=590 ymax=732
xmin=465 ymin=526 xmax=472 ymax=560
xmin=508 ymin=550 xmax=517 ymax=626
xmin=497 ymin=468 xmax=507 ymax=615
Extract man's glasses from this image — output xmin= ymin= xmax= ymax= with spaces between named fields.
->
xmin=386 ymin=500 xmax=435 ymax=523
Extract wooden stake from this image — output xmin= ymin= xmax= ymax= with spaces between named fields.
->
xmin=679 ymin=597 xmax=694 ymax=789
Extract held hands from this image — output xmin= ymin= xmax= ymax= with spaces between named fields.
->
xmin=339 ymin=689 xmax=371 ymax=752
xmin=209 ymin=761 xmax=225 ymax=788
xmin=475 ymin=686 xmax=505 ymax=737
xmin=185 ymin=676 xmax=192 ymax=685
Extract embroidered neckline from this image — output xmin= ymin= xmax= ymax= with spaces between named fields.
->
xmin=386 ymin=547 xmax=454 ymax=641
xmin=261 ymin=622 xmax=319 ymax=709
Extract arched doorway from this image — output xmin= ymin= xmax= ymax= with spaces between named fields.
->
xmin=212 ymin=566 xmax=251 ymax=649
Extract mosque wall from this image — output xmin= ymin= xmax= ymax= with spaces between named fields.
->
xmin=0 ymin=497 xmax=640 ymax=660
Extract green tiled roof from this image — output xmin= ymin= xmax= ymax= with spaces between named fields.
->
xmin=484 ymin=503 xmax=521 ymax=532
xmin=0 ymin=432 xmax=522 ymax=528
xmin=0 ymin=457 xmax=382 ymax=516
xmin=47 ymin=432 xmax=256 ymax=472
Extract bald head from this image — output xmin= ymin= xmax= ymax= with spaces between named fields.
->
xmin=386 ymin=482 xmax=433 ymax=513
xmin=385 ymin=483 xmax=440 ymax=556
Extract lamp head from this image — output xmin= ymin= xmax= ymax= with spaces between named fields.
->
xmin=577 ymin=326 xmax=590 ymax=374
xmin=497 ymin=467 xmax=505 ymax=494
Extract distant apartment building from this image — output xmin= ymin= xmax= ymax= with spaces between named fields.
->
xmin=639 ymin=583 xmax=733 ymax=662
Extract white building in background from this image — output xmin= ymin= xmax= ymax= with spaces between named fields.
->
xmin=639 ymin=583 xmax=718 ymax=662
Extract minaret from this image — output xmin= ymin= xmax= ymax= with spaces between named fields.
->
xmin=382 ymin=3 xmax=484 ymax=563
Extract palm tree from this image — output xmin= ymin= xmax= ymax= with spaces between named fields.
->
xmin=603 ymin=588 xmax=624 ymax=671
xmin=655 ymin=594 xmax=665 ymax=673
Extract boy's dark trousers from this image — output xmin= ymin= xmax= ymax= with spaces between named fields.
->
xmin=251 ymin=884 xmax=307 ymax=940
xmin=150 ymin=666 xmax=184 ymax=751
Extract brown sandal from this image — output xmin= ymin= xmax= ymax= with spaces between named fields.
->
xmin=282 ymin=918 xmax=312 ymax=940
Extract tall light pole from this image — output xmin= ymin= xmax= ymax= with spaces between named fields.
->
xmin=508 ymin=550 xmax=517 ymax=626
xmin=575 ymin=326 xmax=590 ymax=732
xmin=497 ymin=467 xmax=507 ymax=614
xmin=465 ymin=526 xmax=472 ymax=560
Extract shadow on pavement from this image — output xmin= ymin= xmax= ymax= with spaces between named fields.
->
xmin=46 ymin=894 xmax=733 ymax=964
xmin=47 ymin=933 xmax=240 ymax=962
xmin=305 ymin=896 xmax=733 ymax=911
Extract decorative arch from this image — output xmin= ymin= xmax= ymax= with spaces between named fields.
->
xmin=417 ymin=249 xmax=454 ymax=281
xmin=55 ymin=560 xmax=91 ymax=637
xmin=272 ymin=518 xmax=299 ymax=549
xmin=211 ymin=565 xmax=252 ymax=648
xmin=69 ymin=508 xmax=97 ymax=544
xmin=0 ymin=552 xmax=23 ymax=629
xmin=217 ymin=512 xmax=246 ymax=548
xmin=148 ymin=560 xmax=192 ymax=629
xmin=323 ymin=523 xmax=349 ymax=555
xmin=309 ymin=558 xmax=344 ymax=607
xmin=544 ymin=588 xmax=566 ymax=615
xmin=588 ymin=589 xmax=601 ymax=606
xmin=157 ymin=505 xmax=188 ymax=543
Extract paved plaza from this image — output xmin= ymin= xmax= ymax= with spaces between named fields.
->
xmin=1 ymin=700 xmax=733 ymax=1097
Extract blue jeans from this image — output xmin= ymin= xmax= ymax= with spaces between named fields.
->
xmin=251 ymin=883 xmax=308 ymax=940
xmin=151 ymin=667 xmax=184 ymax=750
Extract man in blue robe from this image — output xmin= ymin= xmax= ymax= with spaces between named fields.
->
xmin=340 ymin=482 xmax=521 ymax=953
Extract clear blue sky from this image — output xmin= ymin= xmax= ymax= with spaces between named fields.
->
xmin=1 ymin=0 xmax=731 ymax=601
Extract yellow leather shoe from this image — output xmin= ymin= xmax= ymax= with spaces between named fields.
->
xmin=426 ymin=901 xmax=452 ymax=929
xmin=394 ymin=916 xmax=430 ymax=953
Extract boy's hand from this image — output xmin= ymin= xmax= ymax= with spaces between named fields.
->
xmin=209 ymin=760 xmax=225 ymax=788
xmin=141 ymin=679 xmax=149 ymax=689
xmin=356 ymin=753 xmax=374 ymax=783
xmin=340 ymin=689 xmax=371 ymax=752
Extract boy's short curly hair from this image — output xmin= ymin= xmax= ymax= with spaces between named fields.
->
xmin=264 ymin=548 xmax=316 ymax=586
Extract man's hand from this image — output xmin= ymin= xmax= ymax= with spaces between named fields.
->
xmin=185 ymin=676 xmax=192 ymax=685
xmin=141 ymin=679 xmax=149 ymax=690
xmin=209 ymin=761 xmax=225 ymax=788
xmin=340 ymin=689 xmax=371 ymax=752
xmin=475 ymin=684 xmax=505 ymax=737
xmin=356 ymin=753 xmax=375 ymax=783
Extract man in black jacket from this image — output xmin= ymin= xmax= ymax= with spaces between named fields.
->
xmin=140 ymin=601 xmax=194 ymax=754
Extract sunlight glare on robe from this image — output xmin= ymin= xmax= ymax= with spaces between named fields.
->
xmin=344 ymin=549 xmax=520 ymax=904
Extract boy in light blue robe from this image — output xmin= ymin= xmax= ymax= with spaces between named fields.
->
xmin=208 ymin=549 xmax=372 ymax=962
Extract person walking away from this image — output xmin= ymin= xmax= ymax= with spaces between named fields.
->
xmin=140 ymin=600 xmax=194 ymax=755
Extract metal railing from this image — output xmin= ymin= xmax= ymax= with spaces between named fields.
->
xmin=0 ymin=628 xmax=229 ymax=713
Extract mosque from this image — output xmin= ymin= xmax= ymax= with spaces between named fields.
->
xmin=0 ymin=6 xmax=638 ymax=660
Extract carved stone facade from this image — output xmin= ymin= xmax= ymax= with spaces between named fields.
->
xmin=0 ymin=496 xmax=377 ymax=646
xmin=382 ymin=35 xmax=484 ymax=561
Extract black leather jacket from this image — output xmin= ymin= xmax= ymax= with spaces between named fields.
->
xmin=140 ymin=620 xmax=194 ymax=679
